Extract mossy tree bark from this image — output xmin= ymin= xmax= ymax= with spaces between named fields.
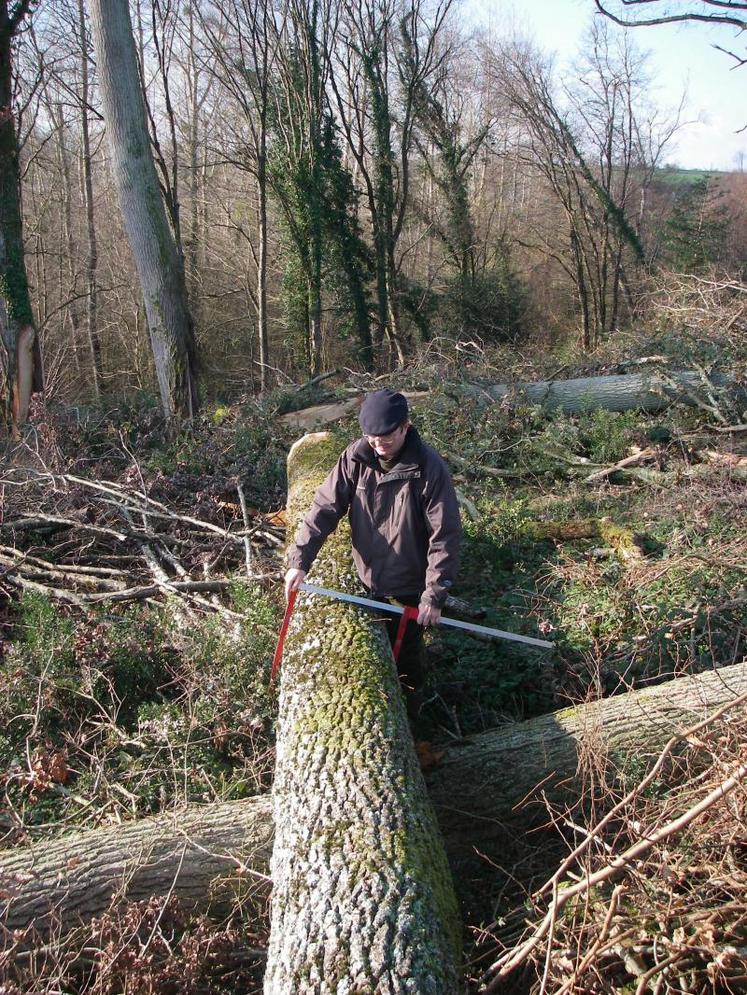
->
xmin=88 ymin=0 xmax=198 ymax=423
xmin=0 ymin=0 xmax=43 ymax=427
xmin=3 ymin=661 xmax=745 ymax=945
xmin=265 ymin=431 xmax=461 ymax=994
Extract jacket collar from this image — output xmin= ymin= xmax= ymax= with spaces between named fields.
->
xmin=352 ymin=426 xmax=426 ymax=472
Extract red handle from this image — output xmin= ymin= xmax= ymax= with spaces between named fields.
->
xmin=271 ymin=588 xmax=298 ymax=684
xmin=392 ymin=605 xmax=419 ymax=662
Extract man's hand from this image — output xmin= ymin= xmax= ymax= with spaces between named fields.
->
xmin=417 ymin=601 xmax=441 ymax=627
xmin=284 ymin=568 xmax=307 ymax=601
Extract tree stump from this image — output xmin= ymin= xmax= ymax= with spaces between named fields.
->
xmin=264 ymin=432 xmax=461 ymax=994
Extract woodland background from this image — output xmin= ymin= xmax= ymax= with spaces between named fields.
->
xmin=1 ymin=0 xmax=745 ymax=416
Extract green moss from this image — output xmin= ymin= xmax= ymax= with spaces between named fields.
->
xmin=598 ymin=521 xmax=642 ymax=560
xmin=388 ymin=824 xmax=463 ymax=961
xmin=286 ymin=431 xmax=342 ymax=485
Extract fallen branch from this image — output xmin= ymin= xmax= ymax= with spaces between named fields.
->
xmin=584 ymin=447 xmax=656 ymax=485
xmin=708 ymin=423 xmax=747 ymax=433
xmin=485 ymin=758 xmax=747 ymax=987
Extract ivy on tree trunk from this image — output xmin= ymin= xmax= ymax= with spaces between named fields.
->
xmin=0 ymin=0 xmax=43 ymax=427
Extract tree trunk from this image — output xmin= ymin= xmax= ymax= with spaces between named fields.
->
xmin=466 ymin=368 xmax=733 ymax=414
xmin=0 ymin=1 xmax=43 ymax=427
xmin=1 ymin=796 xmax=273 ymax=946
xmin=2 ymin=661 xmax=744 ymax=945
xmin=279 ymin=371 xmax=737 ymax=432
xmin=264 ymin=431 xmax=461 ymax=993
xmin=52 ymin=102 xmax=83 ymax=375
xmin=78 ymin=0 xmax=102 ymax=395
xmin=88 ymin=0 xmax=198 ymax=423
xmin=257 ymin=147 xmax=270 ymax=391
xmin=428 ymin=659 xmax=747 ymax=856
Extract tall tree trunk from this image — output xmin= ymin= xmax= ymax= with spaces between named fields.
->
xmin=88 ymin=0 xmax=198 ymax=423
xmin=257 ymin=138 xmax=270 ymax=390
xmin=77 ymin=0 xmax=102 ymax=396
xmin=52 ymin=102 xmax=83 ymax=374
xmin=308 ymin=266 xmax=322 ymax=378
xmin=184 ymin=3 xmax=200 ymax=298
xmin=265 ymin=431 xmax=461 ymax=993
xmin=0 ymin=0 xmax=43 ymax=427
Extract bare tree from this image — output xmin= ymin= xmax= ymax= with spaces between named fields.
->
xmin=197 ymin=0 xmax=277 ymax=390
xmin=594 ymin=0 xmax=747 ymax=68
xmin=405 ymin=32 xmax=491 ymax=335
xmin=38 ymin=0 xmax=103 ymax=394
xmin=329 ymin=0 xmax=453 ymax=363
xmin=0 ymin=0 xmax=43 ymax=427
xmin=77 ymin=0 xmax=101 ymax=394
xmin=89 ymin=0 xmax=198 ymax=423
xmin=488 ymin=31 xmax=658 ymax=347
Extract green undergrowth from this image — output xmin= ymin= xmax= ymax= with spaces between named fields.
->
xmin=0 ymin=584 xmax=281 ymax=842
xmin=395 ymin=388 xmax=746 ymax=739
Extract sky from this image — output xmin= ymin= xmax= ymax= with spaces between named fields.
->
xmin=463 ymin=0 xmax=746 ymax=172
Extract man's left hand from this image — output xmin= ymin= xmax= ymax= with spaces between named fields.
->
xmin=417 ymin=602 xmax=441 ymax=627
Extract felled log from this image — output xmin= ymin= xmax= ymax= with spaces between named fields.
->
xmin=278 ymin=373 xmax=736 ymax=431
xmin=264 ymin=432 xmax=461 ymax=993
xmin=3 ymin=661 xmax=745 ymax=950
xmin=1 ymin=796 xmax=273 ymax=946
xmin=525 ymin=517 xmax=645 ymax=559
xmin=465 ymin=369 xmax=733 ymax=414
xmin=426 ymin=659 xmax=747 ymax=855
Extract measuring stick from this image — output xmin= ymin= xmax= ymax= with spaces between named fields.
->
xmin=271 ymin=582 xmax=553 ymax=683
xmin=301 ymin=583 xmax=553 ymax=649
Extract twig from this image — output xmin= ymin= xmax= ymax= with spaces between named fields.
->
xmin=296 ymin=370 xmax=338 ymax=390
xmin=82 ymin=579 xmax=232 ymax=603
xmin=584 ymin=448 xmax=656 ymax=485
xmin=236 ymin=482 xmax=253 ymax=578
xmin=484 ymin=759 xmax=747 ymax=986
xmin=447 ymin=451 xmax=529 ymax=479
xmin=0 ymin=515 xmax=128 ymax=542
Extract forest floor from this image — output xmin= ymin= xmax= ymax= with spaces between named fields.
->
xmin=1 ymin=324 xmax=746 ymax=993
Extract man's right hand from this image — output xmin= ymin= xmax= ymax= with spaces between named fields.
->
xmin=284 ymin=568 xmax=307 ymax=601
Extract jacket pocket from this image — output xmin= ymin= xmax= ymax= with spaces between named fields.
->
xmin=391 ymin=485 xmax=409 ymax=530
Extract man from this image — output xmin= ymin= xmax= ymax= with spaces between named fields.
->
xmin=284 ymin=389 xmax=461 ymax=709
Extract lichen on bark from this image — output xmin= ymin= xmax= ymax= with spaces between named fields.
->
xmin=264 ymin=432 xmax=461 ymax=994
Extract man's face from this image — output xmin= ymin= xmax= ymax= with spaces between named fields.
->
xmin=366 ymin=419 xmax=410 ymax=459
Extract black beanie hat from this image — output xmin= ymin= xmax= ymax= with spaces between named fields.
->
xmin=359 ymin=389 xmax=409 ymax=436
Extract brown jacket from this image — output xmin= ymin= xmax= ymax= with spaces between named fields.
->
xmin=287 ymin=427 xmax=461 ymax=608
